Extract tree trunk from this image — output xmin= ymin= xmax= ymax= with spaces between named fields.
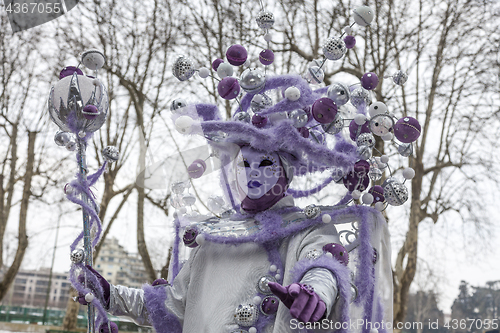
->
xmin=62 ymin=289 xmax=80 ymax=330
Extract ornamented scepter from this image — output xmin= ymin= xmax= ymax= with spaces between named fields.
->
xmin=48 ymin=50 xmax=118 ymax=333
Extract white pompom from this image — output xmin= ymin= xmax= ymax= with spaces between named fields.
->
xmin=198 ymin=67 xmax=210 ymax=79
xmin=351 ymin=190 xmax=362 ymax=200
xmin=84 ymin=293 xmax=95 ymax=303
xmin=264 ymin=33 xmax=273 ymax=42
xmin=275 ymin=274 xmax=281 ymax=280
xmin=370 ymin=329 xmax=379 ymax=333
xmin=269 ymin=264 xmax=277 ymax=272
xmin=382 ymin=132 xmax=394 ymax=141
xmin=403 ymin=167 xmax=415 ymax=179
xmin=375 ymin=202 xmax=385 ymax=211
xmin=325 ymin=252 xmax=333 ymax=258
xmin=175 ymin=116 xmax=194 ymax=134
xmin=216 ymin=63 xmax=233 ymax=78
xmin=322 ymin=214 xmax=332 ymax=223
xmin=252 ymin=94 xmax=263 ymax=103
xmin=369 ymin=101 xmax=387 ymax=118
xmin=92 ymin=78 xmax=100 ymax=86
xmin=362 ymin=193 xmax=374 ymax=205
xmin=354 ymin=114 xmax=366 ymax=125
xmin=380 ymin=155 xmax=389 ymax=164
xmin=344 ymin=26 xmax=353 ymax=35
xmin=195 ymin=234 xmax=205 ymax=246
xmin=253 ymin=296 xmax=262 ymax=305
xmin=249 ymin=328 xmax=257 ymax=333
xmin=284 ymin=86 xmax=301 ymax=101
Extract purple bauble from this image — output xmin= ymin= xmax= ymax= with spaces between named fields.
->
xmin=361 ymin=72 xmax=379 ymax=90
xmin=59 ymin=66 xmax=83 ymax=80
xmin=323 ymin=243 xmax=349 ymax=265
xmin=152 ymin=278 xmax=169 ymax=286
xmin=183 ymin=226 xmax=199 ymax=248
xmin=212 ymin=58 xmax=224 ymax=71
xmin=393 ymin=116 xmax=421 ymax=143
xmin=261 ymin=296 xmax=279 ymax=315
xmin=187 ymin=159 xmax=206 ymax=179
xmin=217 ymin=77 xmax=240 ymax=100
xmin=82 ymin=104 xmax=99 ymax=120
xmin=98 ymin=321 xmax=118 ymax=333
xmin=311 ymin=97 xmax=338 ymax=123
xmin=259 ymin=49 xmax=275 ymax=66
xmin=343 ymin=160 xmax=370 ymax=192
xmin=298 ymin=127 xmax=310 ymax=138
xmin=252 ymin=114 xmax=268 ymax=128
xmin=344 ymin=35 xmax=356 ymax=49
xmin=368 ymin=185 xmax=385 ymax=203
xmin=226 ymin=44 xmax=248 ymax=66
xmin=348 ymin=119 xmax=370 ymax=141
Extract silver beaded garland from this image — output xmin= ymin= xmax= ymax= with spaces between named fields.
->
xmin=172 ymin=55 xmax=195 ymax=81
xmin=234 ymin=304 xmax=259 ymax=326
xmin=350 ymin=87 xmax=371 ymax=108
xmin=70 ymin=248 xmax=85 ymax=263
xmin=323 ymin=37 xmax=347 ymax=61
xmin=256 ymin=11 xmax=275 ymax=29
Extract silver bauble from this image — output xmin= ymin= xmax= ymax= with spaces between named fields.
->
xmin=327 ymin=82 xmax=351 ymax=106
xmin=234 ymin=303 xmax=259 ymax=326
xmin=54 ymin=131 xmax=71 ymax=147
xmin=70 ymin=248 xmax=85 ymax=263
xmin=233 ymin=112 xmax=251 ymax=123
xmin=369 ymin=114 xmax=394 ymax=136
xmin=240 ymin=68 xmax=266 ymax=93
xmin=304 ymin=204 xmax=321 ymax=219
xmin=48 ymin=72 xmax=108 ymax=133
xmin=323 ymin=37 xmax=347 ymax=61
xmin=288 ymin=109 xmax=309 ymax=128
xmin=321 ymin=114 xmax=344 ymax=135
xmin=382 ymin=177 xmax=408 ymax=206
xmin=251 ymin=93 xmax=273 ymax=112
xmin=172 ymin=55 xmax=195 ymax=81
xmin=182 ymin=193 xmax=196 ymax=206
xmin=171 ymin=181 xmax=187 ymax=194
xmin=257 ymin=275 xmax=277 ymax=294
xmin=305 ymin=66 xmax=325 ymax=84
xmin=398 ymin=143 xmax=413 ymax=157
xmin=102 ymin=146 xmax=120 ymax=163
xmin=356 ymin=132 xmax=376 ymax=148
xmin=393 ymin=70 xmax=409 ymax=86
xmin=350 ymin=87 xmax=371 ymax=108
xmin=357 ymin=145 xmax=372 ymax=160
xmin=81 ymin=49 xmax=106 ymax=70
xmin=170 ymin=99 xmax=187 ymax=112
xmin=256 ymin=11 xmax=275 ymax=29
xmin=368 ymin=167 xmax=383 ymax=181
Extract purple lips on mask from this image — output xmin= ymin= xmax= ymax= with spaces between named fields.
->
xmin=248 ymin=180 xmax=262 ymax=188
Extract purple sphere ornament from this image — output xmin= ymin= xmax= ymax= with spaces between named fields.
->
xmin=361 ymin=72 xmax=379 ymax=90
xmin=212 ymin=58 xmax=224 ymax=71
xmin=59 ymin=66 xmax=83 ymax=79
xmin=323 ymin=243 xmax=349 ymax=265
xmin=349 ymin=119 xmax=371 ymax=141
xmin=259 ymin=49 xmax=275 ymax=66
xmin=252 ymin=114 xmax=268 ymax=128
xmin=226 ymin=44 xmax=248 ymax=66
xmin=368 ymin=185 xmax=385 ymax=203
xmin=152 ymin=278 xmax=168 ymax=286
xmin=187 ymin=159 xmax=206 ymax=179
xmin=343 ymin=160 xmax=370 ymax=192
xmin=217 ymin=77 xmax=240 ymax=100
xmin=183 ymin=226 xmax=199 ymax=248
xmin=393 ymin=116 xmax=421 ymax=143
xmin=98 ymin=321 xmax=118 ymax=333
xmin=312 ymin=98 xmax=338 ymax=123
xmin=260 ymin=296 xmax=279 ymax=315
xmin=344 ymin=35 xmax=356 ymax=49
xmin=82 ymin=104 xmax=99 ymax=120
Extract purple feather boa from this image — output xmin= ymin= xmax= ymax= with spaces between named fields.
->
xmin=143 ymin=284 xmax=182 ymax=333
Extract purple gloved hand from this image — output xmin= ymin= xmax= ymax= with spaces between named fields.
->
xmin=77 ymin=265 xmax=110 ymax=307
xmin=268 ymin=282 xmax=326 ymax=323
xmin=98 ymin=321 xmax=118 ymax=333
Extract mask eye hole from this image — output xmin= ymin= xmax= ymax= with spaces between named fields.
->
xmin=259 ymin=159 xmax=273 ymax=167
xmin=239 ymin=160 xmax=250 ymax=168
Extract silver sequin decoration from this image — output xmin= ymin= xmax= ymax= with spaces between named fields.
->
xmin=240 ymin=68 xmax=266 ymax=93
xmin=234 ymin=304 xmax=259 ymax=326
xmin=305 ymin=249 xmax=322 ymax=260
xmin=172 ymin=55 xmax=195 ymax=81
xmin=327 ymin=82 xmax=350 ymax=106
xmin=321 ymin=114 xmax=344 ymax=135
xmin=257 ymin=275 xmax=277 ymax=294
xmin=102 ymin=146 xmax=120 ymax=163
xmin=398 ymin=143 xmax=413 ymax=157
xmin=350 ymin=87 xmax=371 ymax=108
xmin=304 ymin=205 xmax=321 ymax=219
xmin=382 ymin=177 xmax=408 ymax=206
xmin=170 ymin=99 xmax=187 ymax=112
xmin=356 ymin=132 xmax=376 ymax=148
xmin=323 ymin=37 xmax=347 ymax=61
xmin=70 ymin=248 xmax=85 ymax=263
xmin=393 ymin=70 xmax=408 ymax=86
xmin=256 ymin=11 xmax=275 ymax=29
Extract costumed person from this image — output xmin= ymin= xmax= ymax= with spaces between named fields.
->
xmin=65 ymin=4 xmax=422 ymax=333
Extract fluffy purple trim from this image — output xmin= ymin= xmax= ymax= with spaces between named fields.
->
xmin=292 ymin=255 xmax=352 ymax=333
xmin=143 ymin=284 xmax=182 ymax=333
xmin=195 ymin=103 xmax=222 ymax=121
xmin=354 ymin=208 xmax=375 ymax=307
xmin=172 ymin=218 xmax=181 ymax=279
